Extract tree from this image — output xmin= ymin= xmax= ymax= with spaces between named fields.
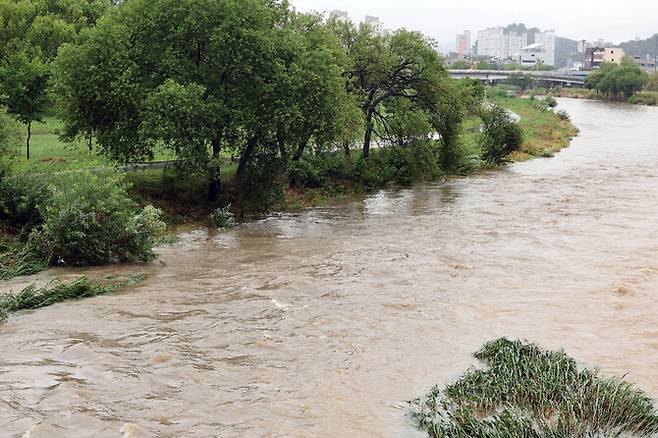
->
xmin=54 ymin=0 xmax=351 ymax=201
xmin=450 ymin=59 xmax=470 ymax=70
xmin=585 ymin=57 xmax=648 ymax=100
xmin=0 ymin=105 xmax=22 ymax=177
xmin=479 ymin=104 xmax=523 ymax=165
xmin=333 ymin=23 xmax=449 ymax=158
xmin=0 ymin=0 xmax=112 ymax=60
xmin=0 ymin=50 xmax=50 ymax=159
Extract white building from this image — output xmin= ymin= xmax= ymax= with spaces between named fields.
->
xmin=528 ymin=30 xmax=555 ymax=66
xmin=329 ymin=10 xmax=348 ymax=21
xmin=477 ymin=27 xmax=527 ymax=61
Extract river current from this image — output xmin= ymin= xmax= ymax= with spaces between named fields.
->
xmin=2 ymin=98 xmax=658 ymax=437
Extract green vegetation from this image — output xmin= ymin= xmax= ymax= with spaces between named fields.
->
xmin=411 ymin=338 xmax=658 ymax=438
xmin=585 ymin=58 xmax=648 ymax=100
xmin=0 ymin=238 xmax=47 ymax=281
xmin=0 ymin=0 xmax=578 ymax=282
xmin=0 ymin=276 xmax=140 ymax=321
xmin=209 ymin=206 xmax=237 ymax=229
xmin=492 ymin=97 xmax=578 ymax=159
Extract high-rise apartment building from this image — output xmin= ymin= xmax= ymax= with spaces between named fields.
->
xmin=477 ymin=27 xmax=527 ymax=60
xmin=456 ymin=30 xmax=471 ymax=55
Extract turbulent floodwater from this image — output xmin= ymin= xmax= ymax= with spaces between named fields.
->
xmin=3 ymin=98 xmax=658 ymax=437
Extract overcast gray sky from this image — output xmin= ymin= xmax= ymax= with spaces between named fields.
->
xmin=289 ymin=0 xmax=658 ymax=52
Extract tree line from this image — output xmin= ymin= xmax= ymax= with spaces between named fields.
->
xmin=0 ymin=0 xmax=493 ymax=199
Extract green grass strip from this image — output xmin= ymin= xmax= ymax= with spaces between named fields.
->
xmin=0 ymin=276 xmax=143 ymax=321
xmin=411 ymin=338 xmax=658 ymax=437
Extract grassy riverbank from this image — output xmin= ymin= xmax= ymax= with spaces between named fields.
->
xmin=549 ymin=87 xmax=658 ymax=107
xmin=0 ymin=96 xmax=578 ymax=283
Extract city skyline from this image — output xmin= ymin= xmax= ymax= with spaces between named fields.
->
xmin=290 ymin=0 xmax=658 ymax=52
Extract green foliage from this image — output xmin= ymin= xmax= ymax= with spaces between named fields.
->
xmin=0 ymin=0 xmax=112 ymax=60
xmin=450 ymin=59 xmax=470 ymax=70
xmin=287 ymin=159 xmax=323 ymax=188
xmin=585 ymin=58 xmax=648 ymax=99
xmin=0 ymin=106 xmax=22 ymax=176
xmin=32 ymin=172 xmax=165 ymax=266
xmin=556 ymin=109 xmax=571 ymax=121
xmin=544 ymin=96 xmax=558 ymax=108
xmin=0 ymin=169 xmax=53 ymax=227
xmin=504 ymin=73 xmax=535 ymax=91
xmin=0 ymin=275 xmax=141 ymax=321
xmin=0 ymin=239 xmax=47 ymax=281
xmin=480 ymin=104 xmax=523 ymax=165
xmin=411 ymin=338 xmax=658 ymax=438
xmin=236 ymin=156 xmax=286 ymax=212
xmin=0 ymin=50 xmax=51 ymax=158
xmin=209 ymin=206 xmax=237 ymax=229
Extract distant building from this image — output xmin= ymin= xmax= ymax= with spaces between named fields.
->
xmin=603 ymin=47 xmax=624 ymax=64
xmin=518 ymin=42 xmax=553 ymax=67
xmin=584 ymin=47 xmax=605 ymax=69
xmin=456 ymin=30 xmax=471 ymax=55
xmin=584 ymin=47 xmax=624 ymax=69
xmin=534 ymin=30 xmax=555 ymax=65
xmin=363 ymin=15 xmax=388 ymax=36
xmin=329 ymin=10 xmax=348 ymax=21
xmin=577 ymin=40 xmax=588 ymax=53
xmin=477 ymin=27 xmax=527 ymax=61
xmin=633 ymin=56 xmax=656 ymax=72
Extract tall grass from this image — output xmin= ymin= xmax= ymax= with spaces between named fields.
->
xmin=411 ymin=338 xmax=658 ymax=437
xmin=0 ymin=240 xmax=48 ymax=281
xmin=0 ymin=276 xmax=143 ymax=321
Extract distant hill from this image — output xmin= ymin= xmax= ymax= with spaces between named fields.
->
xmin=619 ymin=35 xmax=658 ymax=59
xmin=556 ymin=37 xmax=578 ymax=68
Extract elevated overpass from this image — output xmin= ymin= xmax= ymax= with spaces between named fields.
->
xmin=449 ymin=69 xmax=589 ymax=86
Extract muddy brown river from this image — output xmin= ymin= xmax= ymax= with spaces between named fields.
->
xmin=2 ymin=98 xmax=658 ymax=437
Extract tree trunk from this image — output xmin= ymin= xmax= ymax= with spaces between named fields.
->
xmin=207 ymin=136 xmax=222 ymax=202
xmin=292 ymin=136 xmax=310 ymax=161
xmin=26 ymin=121 xmax=31 ymax=160
xmin=342 ymin=141 xmax=351 ymax=159
xmin=87 ymin=130 xmax=93 ymax=154
xmin=363 ymin=111 xmax=374 ymax=159
xmin=236 ymin=134 xmax=258 ymax=180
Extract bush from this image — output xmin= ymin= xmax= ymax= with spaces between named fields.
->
xmin=287 ymin=159 xmax=323 ymax=188
xmin=354 ymin=155 xmax=381 ymax=189
xmin=0 ymin=106 xmax=21 ymax=178
xmin=556 ymin=109 xmax=571 ymax=121
xmin=0 ymin=170 xmax=54 ymax=228
xmin=480 ymin=105 xmax=524 ymax=165
xmin=209 ymin=205 xmax=236 ymax=229
xmin=32 ymin=172 xmax=165 ymax=266
xmin=544 ymin=96 xmax=558 ymax=108
xmin=237 ymin=155 xmax=285 ymax=212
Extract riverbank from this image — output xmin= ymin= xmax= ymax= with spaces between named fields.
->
xmin=0 ymin=96 xmax=578 ymax=283
xmin=549 ymin=87 xmax=658 ymax=106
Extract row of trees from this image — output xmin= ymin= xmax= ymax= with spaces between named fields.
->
xmin=0 ymin=0 xmax=494 ymax=204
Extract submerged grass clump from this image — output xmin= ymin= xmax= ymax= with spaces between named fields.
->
xmin=411 ymin=338 xmax=658 ymax=437
xmin=0 ymin=240 xmax=48 ymax=281
xmin=0 ymin=276 xmax=142 ymax=321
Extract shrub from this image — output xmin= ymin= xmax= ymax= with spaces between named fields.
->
xmin=33 ymin=172 xmax=165 ymax=266
xmin=411 ymin=338 xmax=658 ymax=438
xmin=209 ymin=205 xmax=236 ymax=229
xmin=354 ymin=155 xmax=381 ymax=189
xmin=544 ymin=96 xmax=558 ymax=108
xmin=287 ymin=159 xmax=323 ymax=188
xmin=480 ymin=104 xmax=524 ymax=165
xmin=237 ymin=155 xmax=285 ymax=212
xmin=0 ymin=170 xmax=54 ymax=228
xmin=556 ymin=109 xmax=571 ymax=121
